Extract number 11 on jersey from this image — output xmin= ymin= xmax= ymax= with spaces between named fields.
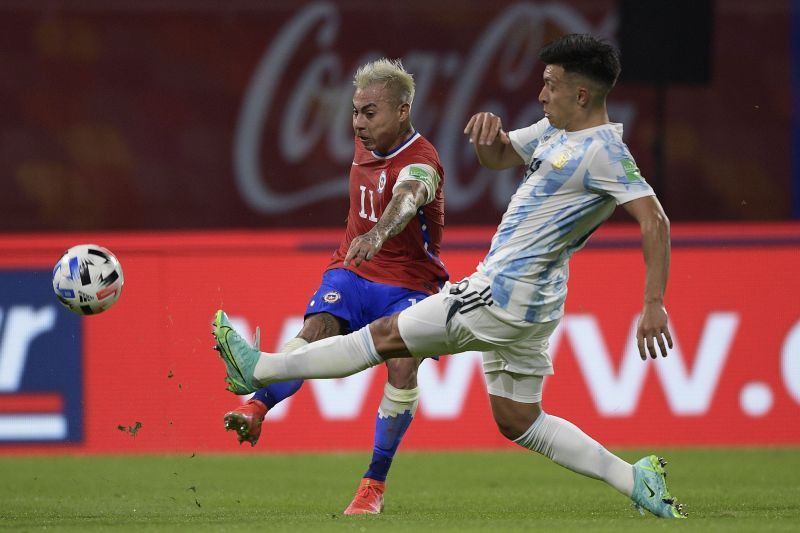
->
xmin=358 ymin=185 xmax=379 ymax=222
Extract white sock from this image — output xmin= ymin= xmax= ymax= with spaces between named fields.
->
xmin=514 ymin=411 xmax=634 ymax=497
xmin=281 ymin=337 xmax=308 ymax=353
xmin=253 ymin=326 xmax=384 ymax=384
xmin=379 ymin=383 xmax=419 ymax=418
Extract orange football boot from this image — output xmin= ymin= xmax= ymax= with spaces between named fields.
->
xmin=223 ymin=399 xmax=268 ymax=446
xmin=343 ymin=478 xmax=386 ymax=515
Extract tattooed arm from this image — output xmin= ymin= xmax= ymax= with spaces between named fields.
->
xmin=343 ymin=180 xmax=428 ymax=267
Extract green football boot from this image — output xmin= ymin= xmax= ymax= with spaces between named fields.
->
xmin=212 ymin=309 xmax=261 ymax=395
xmin=631 ymin=455 xmax=687 ymax=518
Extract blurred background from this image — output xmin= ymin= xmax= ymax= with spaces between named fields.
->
xmin=1 ymin=0 xmax=798 ymax=453
xmin=1 ymin=0 xmax=795 ymax=230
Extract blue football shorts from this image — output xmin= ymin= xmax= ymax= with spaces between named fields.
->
xmin=305 ymin=268 xmax=433 ymax=332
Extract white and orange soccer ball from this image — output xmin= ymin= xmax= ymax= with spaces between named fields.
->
xmin=52 ymin=244 xmax=124 ymax=315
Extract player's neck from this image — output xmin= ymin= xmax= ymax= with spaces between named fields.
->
xmin=565 ymin=107 xmax=609 ymax=132
xmin=381 ymin=124 xmax=416 ymax=154
xmin=396 ymin=124 xmax=416 ymax=145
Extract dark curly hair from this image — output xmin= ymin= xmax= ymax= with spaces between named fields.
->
xmin=539 ymin=34 xmax=621 ymax=91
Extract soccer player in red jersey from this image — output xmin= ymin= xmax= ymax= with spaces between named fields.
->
xmin=222 ymin=58 xmax=447 ymax=515
xmin=215 ymin=35 xmax=686 ymax=520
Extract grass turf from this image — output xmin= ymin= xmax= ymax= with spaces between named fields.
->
xmin=0 ymin=448 xmax=798 ymax=531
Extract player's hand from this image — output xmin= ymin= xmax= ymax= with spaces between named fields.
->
xmin=463 ymin=112 xmax=511 ymax=146
xmin=344 ymin=230 xmax=385 ymax=267
xmin=636 ymin=302 xmax=674 ymax=360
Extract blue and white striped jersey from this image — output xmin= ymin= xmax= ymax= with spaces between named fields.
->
xmin=476 ymin=118 xmax=654 ymax=323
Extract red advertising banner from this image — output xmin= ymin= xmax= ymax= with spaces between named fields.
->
xmin=0 ymin=1 xmax=793 ymax=231
xmin=1 ymin=224 xmax=799 ymax=453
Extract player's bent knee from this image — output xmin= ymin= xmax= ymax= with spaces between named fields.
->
xmin=494 ymin=417 xmax=528 ymax=441
xmin=385 ymin=358 xmax=418 ymax=389
xmin=489 ymin=395 xmax=542 ymax=440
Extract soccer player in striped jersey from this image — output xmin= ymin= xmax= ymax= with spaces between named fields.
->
xmin=220 ymin=58 xmax=447 ymax=515
xmin=214 ymin=35 xmax=686 ymax=518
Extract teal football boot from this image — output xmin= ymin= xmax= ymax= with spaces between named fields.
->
xmin=212 ymin=309 xmax=261 ymax=395
xmin=631 ymin=455 xmax=687 ymax=518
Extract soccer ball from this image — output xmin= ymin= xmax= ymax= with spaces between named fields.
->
xmin=52 ymin=244 xmax=124 ymax=315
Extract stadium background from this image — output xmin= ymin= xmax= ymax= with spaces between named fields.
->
xmin=0 ymin=0 xmax=798 ymax=454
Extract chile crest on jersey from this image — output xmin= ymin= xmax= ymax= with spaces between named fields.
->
xmin=377 ymin=170 xmax=387 ymax=193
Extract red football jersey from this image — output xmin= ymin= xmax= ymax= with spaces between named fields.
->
xmin=328 ymin=132 xmax=448 ymax=294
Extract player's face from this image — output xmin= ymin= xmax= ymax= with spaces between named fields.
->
xmin=352 ymin=84 xmax=409 ymax=154
xmin=539 ymin=65 xmax=580 ymax=131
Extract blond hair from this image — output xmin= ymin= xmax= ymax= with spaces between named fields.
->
xmin=353 ymin=58 xmax=415 ymax=105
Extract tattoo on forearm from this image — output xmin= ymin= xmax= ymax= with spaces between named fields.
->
xmin=375 ymin=191 xmax=419 ymax=240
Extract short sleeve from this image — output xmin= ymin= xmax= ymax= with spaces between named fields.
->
xmin=393 ymin=163 xmax=441 ymax=205
xmin=585 ymin=141 xmax=655 ymax=205
xmin=508 ymin=118 xmax=554 ymax=163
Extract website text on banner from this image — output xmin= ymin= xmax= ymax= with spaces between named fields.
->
xmin=0 ymin=225 xmax=798 ymax=453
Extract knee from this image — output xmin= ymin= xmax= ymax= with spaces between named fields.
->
xmin=489 ymin=399 xmax=542 ymax=441
xmin=385 ymin=358 xmax=418 ymax=389
xmin=494 ymin=416 xmax=529 ymax=441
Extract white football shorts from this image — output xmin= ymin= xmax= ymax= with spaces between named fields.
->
xmin=397 ymin=273 xmax=560 ymax=402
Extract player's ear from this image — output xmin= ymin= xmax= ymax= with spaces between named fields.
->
xmin=576 ymin=86 xmax=590 ymax=107
xmin=398 ymin=102 xmax=411 ymax=121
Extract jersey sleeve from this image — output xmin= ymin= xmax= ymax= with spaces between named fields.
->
xmin=508 ymin=118 xmax=553 ymax=163
xmin=584 ymin=140 xmax=655 ymax=205
xmin=393 ymin=163 xmax=441 ymax=205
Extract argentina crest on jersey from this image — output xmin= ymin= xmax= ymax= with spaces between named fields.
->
xmin=377 ymin=170 xmax=387 ymax=193
xmin=551 ymin=145 xmax=576 ymax=170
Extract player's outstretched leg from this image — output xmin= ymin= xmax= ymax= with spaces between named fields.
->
xmin=501 ymin=389 xmax=687 ymax=519
xmin=631 ymin=456 xmax=688 ymax=518
xmin=212 ymin=309 xmax=262 ymax=394
xmin=344 ymin=380 xmax=419 ymax=515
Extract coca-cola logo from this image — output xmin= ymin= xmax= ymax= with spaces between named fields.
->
xmin=233 ymin=1 xmax=631 ymax=215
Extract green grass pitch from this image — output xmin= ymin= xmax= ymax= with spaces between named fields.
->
xmin=1 ymin=448 xmax=798 ymax=531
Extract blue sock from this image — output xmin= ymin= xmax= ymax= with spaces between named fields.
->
xmin=251 ymin=380 xmax=304 ymax=410
xmin=364 ymin=385 xmax=419 ymax=482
